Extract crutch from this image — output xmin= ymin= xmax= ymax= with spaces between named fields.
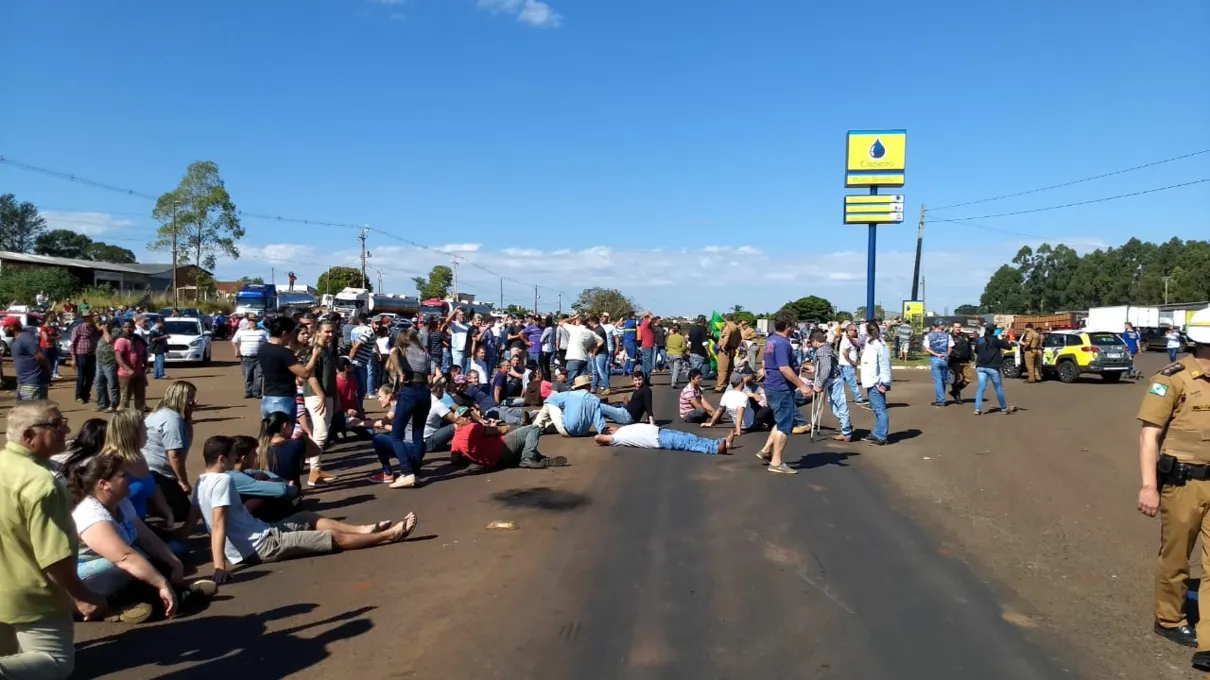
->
xmin=809 ymin=388 xmax=827 ymax=441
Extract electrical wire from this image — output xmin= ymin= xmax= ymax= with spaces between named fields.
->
xmin=0 ymin=155 xmax=568 ymax=299
xmin=933 ymin=179 xmax=1209 ymax=222
xmin=926 ymin=149 xmax=1210 ymax=212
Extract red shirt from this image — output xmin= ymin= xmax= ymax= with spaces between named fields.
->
xmin=451 ymin=423 xmax=504 ymax=467
xmin=640 ymin=318 xmax=655 ymax=349
xmin=335 ymin=373 xmax=358 ymax=412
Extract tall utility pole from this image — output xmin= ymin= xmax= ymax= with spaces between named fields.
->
xmin=1163 ymin=276 xmax=1172 ymax=304
xmin=451 ymin=257 xmax=460 ymax=301
xmin=558 ymin=292 xmax=562 ymax=315
xmin=910 ymin=204 xmax=926 ymax=301
xmin=534 ymin=286 xmax=539 ymax=314
xmin=921 ymin=276 xmax=927 ymax=314
xmin=271 ymin=268 xmax=275 ymax=286
xmin=170 ymin=201 xmax=180 ymax=307
xmin=499 ymin=277 xmax=503 ymax=309
xmin=358 ymin=228 xmax=369 ymax=289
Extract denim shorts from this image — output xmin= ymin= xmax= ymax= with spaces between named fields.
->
xmin=765 ymin=387 xmax=795 ymax=435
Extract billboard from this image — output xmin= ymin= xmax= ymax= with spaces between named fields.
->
xmin=844 ymin=194 xmax=905 ymax=224
xmin=845 ymin=129 xmax=907 ymax=188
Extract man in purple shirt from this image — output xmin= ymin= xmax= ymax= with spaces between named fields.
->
xmin=522 ymin=317 xmax=543 ymax=364
xmin=757 ymin=318 xmax=811 ymax=475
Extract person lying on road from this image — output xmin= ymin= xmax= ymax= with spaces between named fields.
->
xmin=594 ymin=423 xmax=736 ymax=455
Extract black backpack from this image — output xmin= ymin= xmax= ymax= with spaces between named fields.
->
xmin=952 ymin=334 xmax=972 ymax=362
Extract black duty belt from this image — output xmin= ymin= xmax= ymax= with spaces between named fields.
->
xmin=1159 ymin=454 xmax=1210 ymax=484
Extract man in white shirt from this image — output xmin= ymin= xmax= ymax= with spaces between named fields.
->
xmin=593 ymin=422 xmax=735 ymax=455
xmin=231 ymin=313 xmax=268 ymax=399
xmin=703 ymin=372 xmax=770 ymax=436
xmin=445 ymin=308 xmax=470 ymax=373
xmin=560 ymin=315 xmax=597 ymax=383
xmin=837 ymin=324 xmax=866 ymax=405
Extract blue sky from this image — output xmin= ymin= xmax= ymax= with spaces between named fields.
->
xmin=2 ymin=0 xmax=1208 ymax=316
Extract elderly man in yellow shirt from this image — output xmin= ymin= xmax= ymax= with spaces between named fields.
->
xmin=0 ymin=401 xmax=106 ymax=680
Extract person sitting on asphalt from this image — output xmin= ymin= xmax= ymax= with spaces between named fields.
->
xmin=256 ymin=411 xmax=313 ymax=489
xmin=593 ymin=423 xmax=736 ymax=455
xmin=703 ymin=370 xmax=774 ymax=435
xmin=229 ymin=435 xmax=300 ymax=522
xmin=532 ymin=375 xmax=611 ymax=437
xmin=452 ymin=372 xmax=529 ymax=425
xmin=366 ymin=383 xmax=448 ymax=489
xmin=450 ymin=407 xmax=567 ymax=470
xmin=61 ymin=450 xmax=216 ymax=625
xmin=678 ymin=369 xmax=717 ymax=424
xmin=194 ymin=435 xmax=417 ymax=584
xmin=600 ymin=369 xmax=655 ymax=426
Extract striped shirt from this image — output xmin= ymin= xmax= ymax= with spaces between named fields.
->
xmin=350 ymin=325 xmax=375 ymax=366
xmin=232 ymin=328 xmax=268 ymax=357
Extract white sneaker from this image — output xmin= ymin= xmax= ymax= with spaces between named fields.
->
xmin=389 ymin=474 xmax=417 ymax=489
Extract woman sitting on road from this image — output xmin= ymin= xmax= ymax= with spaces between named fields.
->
xmin=63 ymin=451 xmax=216 ymax=624
xmin=140 ymin=381 xmax=198 ymax=526
xmin=232 ymin=434 xmax=300 ymax=522
xmin=257 ymin=411 xmax=313 ymax=489
xmin=52 ymin=417 xmax=107 ymax=470
xmin=104 ymin=408 xmax=193 ymax=553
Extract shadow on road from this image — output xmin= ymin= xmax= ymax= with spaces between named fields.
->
xmin=75 ymin=604 xmax=376 ymax=679
xmin=305 ymin=493 xmax=377 ymax=512
xmin=194 ymin=416 xmax=242 ymax=424
xmin=790 ymin=451 xmax=856 ymax=470
xmin=492 ymin=486 xmax=590 ymax=512
xmin=888 ymin=428 xmax=923 ymax=444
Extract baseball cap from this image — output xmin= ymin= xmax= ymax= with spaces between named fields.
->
xmin=2 ymin=316 xmax=21 ymax=329
xmin=729 ymin=372 xmax=745 ymax=386
xmin=455 ymin=406 xmax=471 ymax=418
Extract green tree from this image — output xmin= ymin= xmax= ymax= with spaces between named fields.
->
xmin=572 ymin=287 xmax=636 ymax=319
xmin=778 ymin=295 xmax=835 ymax=322
xmin=835 ymin=310 xmax=854 ymax=322
xmin=412 ymin=265 xmax=453 ymax=300
xmin=150 ymin=161 xmax=244 ymax=280
xmin=0 ymin=194 xmax=47 ymax=253
xmin=854 ymin=304 xmax=886 ymax=320
xmin=0 ymin=267 xmax=79 ymax=305
xmin=238 ymin=276 xmax=265 ymax=284
xmin=317 ymin=266 xmax=370 ymax=294
xmin=979 ymin=264 xmax=1029 ymax=313
xmin=504 ymin=304 xmax=531 ymax=317
xmin=34 ymin=229 xmax=93 ymax=259
xmin=733 ymin=310 xmax=757 ymax=325
xmin=87 ymin=242 xmax=137 ymax=264
xmin=954 ymin=304 xmax=980 ymax=315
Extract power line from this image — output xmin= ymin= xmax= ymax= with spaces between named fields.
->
xmin=926 ymin=215 xmax=1045 ymax=240
xmin=0 ymin=155 xmax=567 ymax=299
xmin=934 ymin=179 xmax=1209 ymax=222
xmin=927 ymin=149 xmax=1210 ymax=212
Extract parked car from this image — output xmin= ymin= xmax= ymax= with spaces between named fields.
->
xmin=1141 ymin=327 xmax=1189 ymax=353
xmin=161 ymin=317 xmax=212 ymax=365
xmin=0 ymin=312 xmax=45 ymax=356
xmin=158 ymin=307 xmax=213 ymax=330
xmin=1001 ymin=330 xmax=1132 ymax=383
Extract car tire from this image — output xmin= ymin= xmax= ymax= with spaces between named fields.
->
xmin=202 ymin=349 xmax=211 ymax=366
xmin=1057 ymin=360 xmax=1079 ymax=383
xmin=1001 ymin=356 xmax=1021 ymax=379
xmin=1102 ymin=372 xmax=1122 ymax=383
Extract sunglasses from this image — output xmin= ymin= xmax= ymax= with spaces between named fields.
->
xmin=31 ymin=417 xmax=69 ymax=430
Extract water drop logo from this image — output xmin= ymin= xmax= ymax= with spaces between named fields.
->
xmin=869 ymin=138 xmax=886 ymax=160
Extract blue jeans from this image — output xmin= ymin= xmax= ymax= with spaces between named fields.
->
xmin=840 ymin=365 xmax=864 ymax=403
xmin=623 ymin=344 xmax=636 ymax=374
xmin=600 ymin=403 xmax=633 ymax=425
xmin=866 ymin=386 xmax=889 ymax=442
xmin=975 ymin=366 xmax=1007 ymax=412
xmin=827 ymin=380 xmax=852 ymax=438
xmin=792 ymin=390 xmax=810 ymax=427
xmin=669 ymin=357 xmax=688 ymax=389
xmin=565 ymin=359 xmax=587 ymax=383
xmin=1168 ymin=348 xmax=1179 ymax=362
xmin=391 ymin=383 xmax=431 ymax=469
xmin=373 ymin=433 xmax=422 ymax=475
xmin=95 ymin=363 xmax=119 ymax=409
xmin=766 ymin=387 xmax=795 ymax=435
xmin=689 ymin=354 xmax=706 ymax=374
xmin=929 ymin=357 xmax=949 ymax=404
xmin=153 ymin=353 xmax=166 ymax=379
xmin=441 ymin=349 xmax=452 ymax=373
xmin=592 ymin=353 xmax=609 ymax=391
xmin=640 ymin=347 xmax=654 ymax=384
xmin=261 ymin=396 xmax=296 ymax=429
xmin=657 ymin=428 xmax=723 ymax=455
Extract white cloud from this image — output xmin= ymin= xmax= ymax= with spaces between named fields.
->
xmin=41 ymin=211 xmax=135 ymax=237
xmin=478 ymin=0 xmax=562 ymax=27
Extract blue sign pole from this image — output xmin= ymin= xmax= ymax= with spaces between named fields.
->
xmin=865 ymin=186 xmax=878 ymax=320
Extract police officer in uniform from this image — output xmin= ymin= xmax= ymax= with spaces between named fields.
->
xmin=1137 ymin=307 xmax=1210 ymax=670
xmin=1019 ymin=323 xmax=1043 ymax=383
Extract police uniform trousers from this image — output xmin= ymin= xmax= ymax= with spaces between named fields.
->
xmin=1157 ymin=479 xmax=1210 ymax=649
xmin=1025 ymin=350 xmax=1043 ymax=382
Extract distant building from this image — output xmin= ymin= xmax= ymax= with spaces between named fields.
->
xmin=0 ymin=251 xmax=211 ymax=294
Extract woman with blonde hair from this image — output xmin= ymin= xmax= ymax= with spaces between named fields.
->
xmin=384 ymin=327 xmax=432 ymax=486
xmin=140 ymin=381 xmax=198 ymax=525
xmin=102 ymin=409 xmax=177 ymax=530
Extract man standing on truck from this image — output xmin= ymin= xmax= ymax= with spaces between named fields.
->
xmin=1020 ymin=323 xmax=1043 ymax=383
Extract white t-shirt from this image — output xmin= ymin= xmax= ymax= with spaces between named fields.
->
xmin=563 ymin=325 xmax=594 ymax=362
xmin=449 ymin=321 xmax=469 ymax=353
xmin=375 ymin=335 xmax=391 ymax=355
xmin=609 ymin=423 xmax=661 ymax=448
xmin=74 ymin=496 xmax=141 ymax=595
xmin=423 ymin=394 xmax=451 ymax=440
xmin=718 ymin=388 xmax=755 ymax=430
xmin=470 ymin=359 xmax=490 ymax=384
xmin=838 ymin=335 xmax=860 ymax=367
xmin=194 ymin=472 xmax=269 ymax=566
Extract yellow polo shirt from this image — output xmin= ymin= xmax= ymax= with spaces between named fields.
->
xmin=0 ymin=441 xmax=77 ymax=623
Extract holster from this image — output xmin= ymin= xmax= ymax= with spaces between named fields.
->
xmin=1158 ymin=454 xmax=1210 ymax=488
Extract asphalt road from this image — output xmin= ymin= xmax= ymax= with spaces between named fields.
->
xmin=0 ymin=346 xmax=1085 ymax=680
